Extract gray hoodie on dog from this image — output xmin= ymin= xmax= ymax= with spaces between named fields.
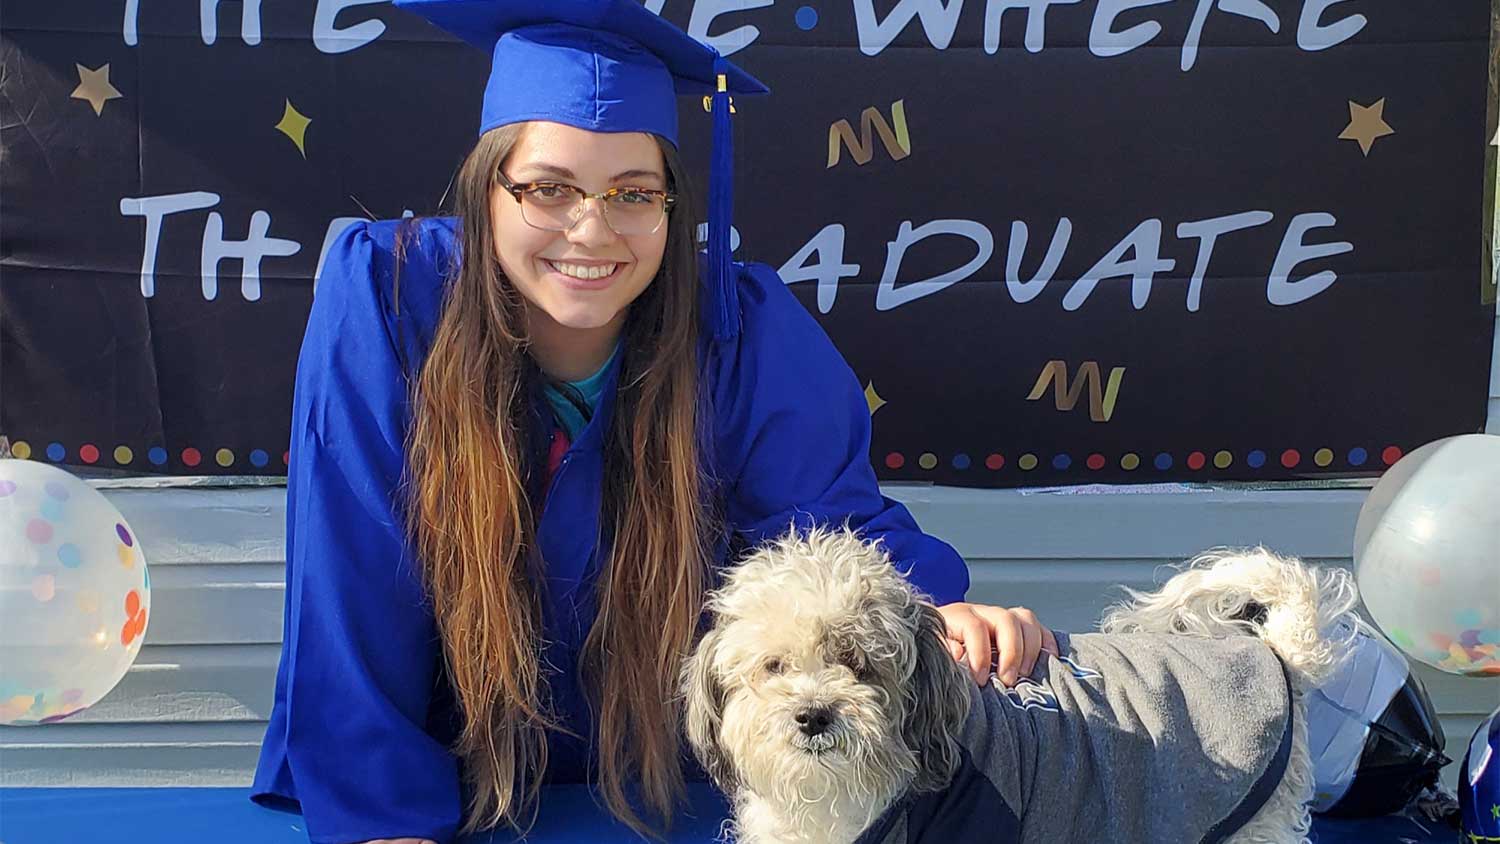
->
xmin=855 ymin=632 xmax=1294 ymax=844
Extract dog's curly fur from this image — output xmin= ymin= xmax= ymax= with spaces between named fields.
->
xmin=681 ymin=529 xmax=1358 ymax=844
xmin=1098 ymin=547 xmax=1359 ymax=843
xmin=681 ymin=529 xmax=970 ymax=843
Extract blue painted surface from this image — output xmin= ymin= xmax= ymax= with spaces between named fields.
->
xmin=0 ymin=786 xmax=1448 ymax=844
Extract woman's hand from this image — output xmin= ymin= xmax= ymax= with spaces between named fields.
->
xmin=935 ymin=602 xmax=1059 ymax=687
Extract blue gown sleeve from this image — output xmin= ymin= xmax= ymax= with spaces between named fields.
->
xmin=254 ymin=222 xmax=461 ymax=843
xmin=713 ymin=263 xmax=970 ymax=605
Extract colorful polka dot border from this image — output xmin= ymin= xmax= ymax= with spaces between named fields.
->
xmin=7 ymin=441 xmax=292 ymax=470
xmin=881 ymin=445 xmax=1406 ymax=473
xmin=7 ymin=440 xmax=1409 ymax=476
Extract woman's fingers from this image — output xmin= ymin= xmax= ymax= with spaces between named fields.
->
xmin=936 ymin=603 xmax=991 ymax=685
xmin=937 ymin=602 xmax=1058 ymax=687
xmin=974 ymin=605 xmax=1025 ymax=687
xmin=958 ymin=613 xmax=992 ymax=684
xmin=1009 ymin=606 xmax=1045 ymax=678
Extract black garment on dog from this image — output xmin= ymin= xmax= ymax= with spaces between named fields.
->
xmin=856 ymin=632 xmax=1295 ymax=844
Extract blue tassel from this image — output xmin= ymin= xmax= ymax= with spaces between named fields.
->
xmin=709 ymin=54 xmax=738 ymax=341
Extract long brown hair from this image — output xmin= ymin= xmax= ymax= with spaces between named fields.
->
xmin=404 ymin=123 xmax=714 ymax=837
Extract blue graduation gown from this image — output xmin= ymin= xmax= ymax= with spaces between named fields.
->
xmin=251 ymin=217 xmax=969 ymax=844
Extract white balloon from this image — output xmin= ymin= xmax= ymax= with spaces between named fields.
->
xmin=0 ymin=460 xmax=151 ymax=724
xmin=1354 ymin=434 xmax=1500 ymax=677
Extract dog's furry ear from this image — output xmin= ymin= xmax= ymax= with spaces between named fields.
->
xmin=680 ymin=627 xmax=738 ymax=791
xmin=902 ymin=602 xmax=971 ymax=792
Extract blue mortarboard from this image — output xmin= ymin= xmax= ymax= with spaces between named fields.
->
xmin=392 ymin=0 xmax=770 ymax=341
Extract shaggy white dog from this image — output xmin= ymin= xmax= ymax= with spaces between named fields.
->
xmin=681 ymin=528 xmax=1359 ymax=844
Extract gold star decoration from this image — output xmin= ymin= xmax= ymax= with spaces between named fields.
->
xmin=71 ymin=64 xmax=122 ymax=116
xmin=1338 ymin=98 xmax=1394 ymax=156
xmin=1491 ymin=802 xmax=1499 ymax=821
xmin=864 ymin=382 xmax=886 ymax=416
xmin=275 ymin=99 xmax=312 ymax=158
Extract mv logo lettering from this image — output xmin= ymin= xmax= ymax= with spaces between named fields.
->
xmin=1027 ymin=361 xmax=1125 ymax=423
xmin=827 ymin=100 xmax=911 ymax=168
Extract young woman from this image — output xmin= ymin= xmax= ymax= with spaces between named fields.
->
xmin=251 ymin=2 xmax=1056 ymax=843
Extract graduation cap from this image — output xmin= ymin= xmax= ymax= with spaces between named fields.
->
xmin=391 ymin=0 xmax=770 ymax=341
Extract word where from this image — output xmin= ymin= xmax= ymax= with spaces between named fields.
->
xmin=850 ymin=0 xmax=1367 ymax=70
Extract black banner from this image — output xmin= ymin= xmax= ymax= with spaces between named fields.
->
xmin=1 ymin=1 xmax=1494 ymax=486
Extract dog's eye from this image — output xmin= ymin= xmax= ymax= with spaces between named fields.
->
xmin=763 ymin=658 xmax=784 ymax=676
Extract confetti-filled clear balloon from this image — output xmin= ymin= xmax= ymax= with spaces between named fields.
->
xmin=0 ymin=460 xmax=150 ymax=724
xmin=1354 ymin=434 xmax=1500 ymax=677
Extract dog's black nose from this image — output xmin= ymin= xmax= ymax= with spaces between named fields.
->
xmin=795 ymin=706 xmax=834 ymax=737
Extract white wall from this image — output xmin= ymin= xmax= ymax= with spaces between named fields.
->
xmin=1 ymin=482 xmax=1493 ymax=792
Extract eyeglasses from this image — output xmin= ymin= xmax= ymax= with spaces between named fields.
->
xmin=497 ymin=170 xmax=676 ymax=236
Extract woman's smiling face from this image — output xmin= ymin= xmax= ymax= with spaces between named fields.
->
xmin=491 ymin=121 xmax=670 ymax=357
